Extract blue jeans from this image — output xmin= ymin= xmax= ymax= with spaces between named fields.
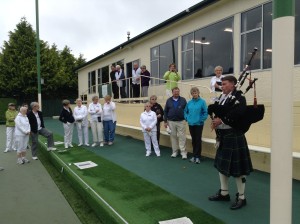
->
xmin=103 ymin=120 xmax=116 ymax=142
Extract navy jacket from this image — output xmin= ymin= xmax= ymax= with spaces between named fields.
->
xmin=164 ymin=96 xmax=187 ymax=122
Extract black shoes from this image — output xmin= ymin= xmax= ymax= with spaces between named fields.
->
xmin=230 ymin=193 xmax=247 ymax=210
xmin=208 ymin=189 xmax=231 ymax=201
xmin=209 ymin=191 xmax=247 ymax=210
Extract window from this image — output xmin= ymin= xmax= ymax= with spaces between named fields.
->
xmin=150 ymin=39 xmax=178 ymax=85
xmin=181 ymin=17 xmax=234 ymax=80
xmin=241 ymin=2 xmax=272 ymax=70
xmin=80 ymin=94 xmax=87 ymax=103
xmin=97 ymin=66 xmax=109 ymax=86
xmin=295 ymin=0 xmax=300 ymax=64
xmin=88 ymin=71 xmax=96 ymax=94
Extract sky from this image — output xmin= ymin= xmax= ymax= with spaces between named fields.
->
xmin=0 ymin=0 xmax=202 ymax=61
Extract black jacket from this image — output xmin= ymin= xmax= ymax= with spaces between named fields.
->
xmin=27 ymin=110 xmax=45 ymax=133
xmin=59 ymin=107 xmax=75 ymax=124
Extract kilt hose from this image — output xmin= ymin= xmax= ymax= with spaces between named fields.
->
xmin=214 ymin=129 xmax=253 ymax=177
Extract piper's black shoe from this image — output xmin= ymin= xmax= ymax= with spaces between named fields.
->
xmin=230 ymin=193 xmax=247 ymax=210
xmin=208 ymin=189 xmax=230 ymax=201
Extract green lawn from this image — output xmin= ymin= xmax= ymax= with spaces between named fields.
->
xmin=39 ymin=135 xmax=223 ymax=224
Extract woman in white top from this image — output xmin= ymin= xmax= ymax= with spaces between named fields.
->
xmin=210 ymin=65 xmax=224 ymax=92
xmin=14 ymin=106 xmax=31 ymax=164
xmin=140 ymin=102 xmax=160 ymax=157
xmin=102 ymin=95 xmax=117 ymax=145
xmin=74 ymin=98 xmax=89 ymax=146
xmin=88 ymin=96 xmax=104 ymax=147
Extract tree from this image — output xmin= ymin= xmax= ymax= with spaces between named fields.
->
xmin=0 ymin=18 xmax=86 ymax=101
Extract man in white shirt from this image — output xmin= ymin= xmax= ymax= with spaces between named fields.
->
xmin=132 ymin=62 xmax=141 ymax=100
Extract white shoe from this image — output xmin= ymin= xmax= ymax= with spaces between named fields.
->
xmin=146 ymin=152 xmax=151 ymax=157
xmin=17 ymin=158 xmax=24 ymax=165
xmin=182 ymin=155 xmax=187 ymax=160
xmin=91 ymin=143 xmax=97 ymax=147
xmin=13 ymin=148 xmax=17 ymax=151
xmin=100 ymin=143 xmax=104 ymax=147
xmin=48 ymin=147 xmax=57 ymax=151
xmin=171 ymin=152 xmax=178 ymax=158
xmin=32 ymin=157 xmax=38 ymax=160
xmin=78 ymin=143 xmax=82 ymax=147
xmin=3 ymin=149 xmax=9 ymax=153
xmin=65 ymin=144 xmax=69 ymax=149
xmin=68 ymin=144 xmax=73 ymax=148
xmin=108 ymin=142 xmax=113 ymax=146
xmin=156 ymin=153 xmax=161 ymax=157
xmin=195 ymin=158 xmax=200 ymax=164
xmin=22 ymin=158 xmax=30 ymax=163
xmin=85 ymin=143 xmax=90 ymax=146
xmin=189 ymin=157 xmax=195 ymax=163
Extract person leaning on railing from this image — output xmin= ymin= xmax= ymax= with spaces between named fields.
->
xmin=163 ymin=63 xmax=181 ymax=97
xmin=141 ymin=65 xmax=150 ymax=98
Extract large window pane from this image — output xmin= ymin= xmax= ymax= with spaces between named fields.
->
xmin=241 ymin=6 xmax=262 ymax=32
xmin=263 ymin=2 xmax=272 ymax=69
xmin=182 ymin=33 xmax=194 ymax=51
xmin=182 ymin=50 xmax=193 ymax=80
xmin=102 ymin=66 xmax=109 ymax=84
xmin=151 ymin=46 xmax=159 ymax=61
xmin=150 ymin=60 xmax=159 ymax=85
xmin=194 ymin=17 xmax=234 ymax=77
xmin=295 ymin=0 xmax=300 ymax=64
xmin=241 ymin=31 xmax=261 ymax=70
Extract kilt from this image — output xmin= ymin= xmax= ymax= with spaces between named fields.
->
xmin=214 ymin=129 xmax=253 ymax=177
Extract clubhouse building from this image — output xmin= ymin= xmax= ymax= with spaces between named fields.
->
xmin=76 ymin=0 xmax=300 ymax=179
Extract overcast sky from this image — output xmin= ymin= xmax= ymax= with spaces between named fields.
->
xmin=0 ymin=0 xmax=201 ymax=61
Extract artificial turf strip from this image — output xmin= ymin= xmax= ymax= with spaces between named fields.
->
xmin=38 ymin=146 xmax=103 ymax=224
xmin=39 ymin=135 xmax=224 ymax=224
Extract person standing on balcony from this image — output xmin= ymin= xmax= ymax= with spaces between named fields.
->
xmin=140 ymin=102 xmax=160 ymax=157
xmin=115 ymin=65 xmax=127 ymax=98
xmin=110 ymin=65 xmax=119 ymax=99
xmin=184 ymin=87 xmax=208 ymax=164
xmin=163 ymin=63 xmax=181 ymax=97
xmin=132 ymin=62 xmax=141 ymax=101
xmin=4 ymin=103 xmax=18 ymax=152
xmin=210 ymin=66 xmax=224 ymax=92
xmin=74 ymin=98 xmax=89 ymax=147
xmin=164 ymin=87 xmax=187 ymax=159
xmin=88 ymin=96 xmax=104 ymax=147
xmin=150 ymin=95 xmax=164 ymax=144
xmin=141 ymin=65 xmax=150 ymax=98
xmin=59 ymin=100 xmax=75 ymax=149
xmin=27 ymin=102 xmax=56 ymax=160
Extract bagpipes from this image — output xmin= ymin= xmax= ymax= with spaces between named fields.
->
xmin=208 ymin=47 xmax=265 ymax=133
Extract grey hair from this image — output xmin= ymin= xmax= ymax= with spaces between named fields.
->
xmin=116 ymin=65 xmax=121 ymax=69
xmin=62 ymin=99 xmax=70 ymax=106
xmin=30 ymin=102 xmax=38 ymax=109
xmin=214 ymin=65 xmax=223 ymax=72
xmin=92 ymin=95 xmax=99 ymax=101
xmin=19 ymin=106 xmax=28 ymax=113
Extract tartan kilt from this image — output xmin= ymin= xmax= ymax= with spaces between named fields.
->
xmin=214 ymin=129 xmax=253 ymax=177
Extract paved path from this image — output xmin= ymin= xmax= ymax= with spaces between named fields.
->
xmin=0 ymin=125 xmax=81 ymax=224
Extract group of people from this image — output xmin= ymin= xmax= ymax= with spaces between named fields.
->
xmin=59 ymin=95 xmax=117 ymax=149
xmin=2 ymin=63 xmax=252 ymax=210
xmin=140 ymin=65 xmax=253 ymax=210
xmin=4 ymin=102 xmax=57 ymax=164
xmin=110 ymin=64 xmax=151 ymax=100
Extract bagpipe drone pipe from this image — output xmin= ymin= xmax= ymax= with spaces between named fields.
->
xmin=208 ymin=48 xmax=265 ymax=133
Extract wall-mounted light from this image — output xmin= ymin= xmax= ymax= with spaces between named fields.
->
xmin=127 ymin=31 xmax=130 ymax=40
xmin=266 ymin=49 xmax=272 ymax=52
xmin=191 ymin=40 xmax=210 ymax=45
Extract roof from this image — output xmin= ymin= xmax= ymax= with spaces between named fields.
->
xmin=75 ymin=0 xmax=219 ymax=71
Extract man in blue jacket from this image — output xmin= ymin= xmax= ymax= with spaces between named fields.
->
xmin=164 ymin=87 xmax=187 ymax=159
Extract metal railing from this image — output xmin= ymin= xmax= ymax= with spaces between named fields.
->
xmin=81 ymin=75 xmax=215 ymax=104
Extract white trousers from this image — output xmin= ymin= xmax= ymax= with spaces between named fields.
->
xmin=168 ymin=120 xmax=187 ymax=156
xmin=143 ymin=131 xmax=160 ymax=156
xmin=15 ymin=135 xmax=29 ymax=152
xmin=76 ymin=123 xmax=89 ymax=145
xmin=90 ymin=121 xmax=103 ymax=143
xmin=63 ymin=123 xmax=74 ymax=145
xmin=6 ymin=127 xmax=15 ymax=151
